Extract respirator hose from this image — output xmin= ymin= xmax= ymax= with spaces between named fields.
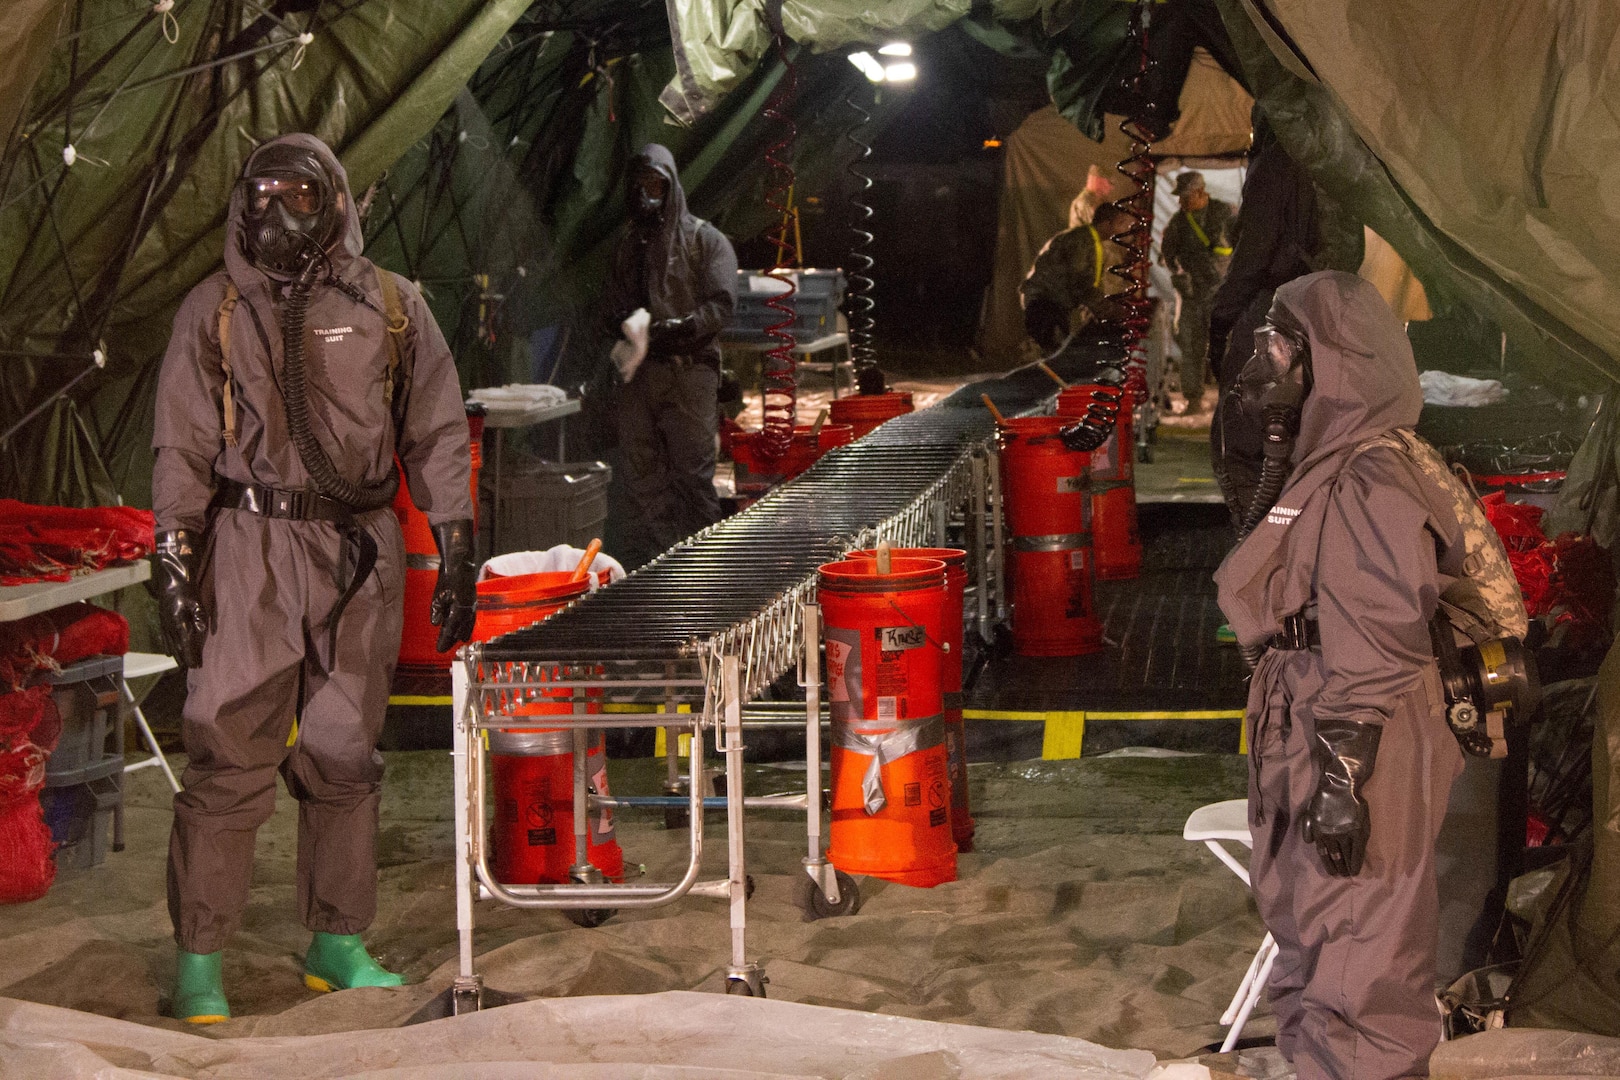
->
xmin=281 ymin=247 xmax=400 ymax=512
xmin=1236 ymin=401 xmax=1300 ymax=539
xmin=1059 ymin=383 xmax=1126 ymax=453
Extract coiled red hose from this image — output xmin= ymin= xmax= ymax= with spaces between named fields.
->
xmin=1104 ymin=1 xmax=1160 ymax=408
xmin=755 ymin=33 xmax=800 ymax=465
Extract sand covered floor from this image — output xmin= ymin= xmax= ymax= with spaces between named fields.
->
xmin=0 ymin=749 xmax=1265 ymax=1060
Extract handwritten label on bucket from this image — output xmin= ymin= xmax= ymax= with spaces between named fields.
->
xmin=878 ymin=625 xmax=926 ymax=652
xmin=1056 ymin=475 xmax=1085 ymax=493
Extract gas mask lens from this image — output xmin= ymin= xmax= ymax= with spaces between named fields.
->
xmin=248 ymin=175 xmax=324 ymax=216
xmin=1250 ymin=324 xmax=1304 ymax=385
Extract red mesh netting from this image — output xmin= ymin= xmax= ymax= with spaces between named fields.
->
xmin=0 ymin=501 xmax=154 ymax=585
xmin=0 ymin=685 xmax=60 ymax=903
xmin=0 ymin=602 xmax=128 ymax=691
xmin=1481 ymin=492 xmax=1613 ymax=652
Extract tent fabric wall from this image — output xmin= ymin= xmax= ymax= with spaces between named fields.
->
xmin=980 ymin=63 xmax=1252 ymax=366
xmin=1264 ymin=0 xmax=1620 ymax=382
xmin=1216 ymin=0 xmax=1616 ymax=390
xmin=0 ymin=0 xmax=533 ymax=509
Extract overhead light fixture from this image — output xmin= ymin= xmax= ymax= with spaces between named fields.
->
xmin=848 ymin=51 xmax=885 ymax=82
xmin=883 ymin=62 xmax=917 ymax=83
xmin=878 ymin=42 xmax=911 ymax=57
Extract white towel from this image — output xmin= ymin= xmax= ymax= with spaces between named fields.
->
xmin=1419 ymin=369 xmax=1508 ymax=407
xmin=611 ymin=308 xmax=651 ymax=384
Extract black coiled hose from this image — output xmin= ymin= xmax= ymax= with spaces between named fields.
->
xmin=1236 ymin=400 xmax=1302 ymax=538
xmin=281 ymin=253 xmax=400 ymax=512
xmin=843 ymin=91 xmax=880 ymax=391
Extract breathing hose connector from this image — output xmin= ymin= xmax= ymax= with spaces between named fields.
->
xmin=279 ymin=235 xmax=400 ymax=512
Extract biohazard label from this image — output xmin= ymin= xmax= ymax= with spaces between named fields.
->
xmin=1057 ymin=475 xmax=1086 ymax=493
xmin=877 ymin=695 xmax=899 ymax=721
xmin=527 ymin=828 xmax=557 ymax=846
xmin=878 ymin=625 xmax=926 ymax=652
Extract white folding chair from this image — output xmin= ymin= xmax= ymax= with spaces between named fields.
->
xmin=122 ymin=652 xmax=182 ymax=794
xmin=1184 ymin=798 xmax=1277 ymax=1052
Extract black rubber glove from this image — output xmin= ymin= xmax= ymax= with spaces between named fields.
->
xmin=149 ymin=529 xmax=208 ymax=669
xmin=429 ymin=519 xmax=478 ymax=653
xmin=1023 ymin=295 xmax=1070 ymax=354
xmin=1301 ymin=717 xmax=1382 ymax=877
xmin=647 ymin=314 xmax=697 ymax=351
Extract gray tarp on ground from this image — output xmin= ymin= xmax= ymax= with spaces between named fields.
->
xmin=0 ymin=992 xmax=1157 ymax=1080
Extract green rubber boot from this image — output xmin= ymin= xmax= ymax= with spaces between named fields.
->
xmin=173 ymin=950 xmax=230 ymax=1024
xmin=302 ymin=933 xmax=404 ymax=993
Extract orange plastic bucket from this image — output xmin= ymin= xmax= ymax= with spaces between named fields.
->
xmin=489 ymin=727 xmax=623 ymax=884
xmin=473 ymin=571 xmax=591 ymax=642
xmin=395 ymin=408 xmax=484 ymax=669
xmin=1056 ymin=386 xmax=1141 ymax=580
xmin=848 ymin=547 xmax=974 ymax=851
xmin=829 ymin=391 xmax=915 ymax=439
xmin=997 ymin=417 xmax=1090 ymax=537
xmin=819 ymin=557 xmax=956 ymax=887
xmin=1008 ymin=544 xmax=1103 ymax=656
xmin=732 ymin=423 xmax=854 ymax=501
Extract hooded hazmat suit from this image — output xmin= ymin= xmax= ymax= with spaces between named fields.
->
xmin=152 ymin=134 xmax=471 ymax=954
xmin=1214 ymin=272 xmax=1466 ymax=1080
xmin=604 ymin=143 xmax=737 ymax=568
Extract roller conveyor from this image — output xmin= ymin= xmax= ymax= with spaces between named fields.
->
xmin=446 ymin=348 xmax=1116 ymax=1012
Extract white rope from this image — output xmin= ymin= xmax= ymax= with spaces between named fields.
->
xmin=290 ymin=30 xmax=313 ymax=70
xmin=152 ymin=0 xmax=179 ymax=45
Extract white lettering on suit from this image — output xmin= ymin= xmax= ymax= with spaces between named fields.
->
xmin=314 ymin=326 xmax=355 ymax=344
xmin=1267 ymin=505 xmax=1301 ymax=527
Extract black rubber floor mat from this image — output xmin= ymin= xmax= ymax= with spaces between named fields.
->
xmin=969 ymin=504 xmax=1250 ymax=714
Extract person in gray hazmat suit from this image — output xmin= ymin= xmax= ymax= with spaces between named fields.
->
xmin=604 ymin=144 xmax=737 ymax=568
xmin=149 ymin=134 xmax=476 ymax=1022
xmin=1214 ymin=271 xmax=1467 ymax=1079
xmin=1160 ymin=171 xmax=1236 ymax=412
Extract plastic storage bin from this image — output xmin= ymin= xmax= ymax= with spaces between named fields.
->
xmin=41 ymin=775 xmax=120 ymax=871
xmin=725 ymin=269 xmax=846 ymax=343
xmin=482 ymin=458 xmax=612 ymax=557
xmin=42 ymin=654 xmax=124 ymax=784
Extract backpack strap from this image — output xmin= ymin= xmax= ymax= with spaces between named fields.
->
xmin=374 ymin=266 xmax=411 ymax=412
xmin=217 ymin=281 xmax=240 ymax=448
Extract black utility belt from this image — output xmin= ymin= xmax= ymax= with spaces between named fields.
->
xmin=1270 ymin=612 xmax=1320 ymax=651
xmin=647 ymin=352 xmax=717 ymax=369
xmin=218 ymin=479 xmax=357 ymax=523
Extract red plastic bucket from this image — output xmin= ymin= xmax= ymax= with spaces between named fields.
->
xmin=998 ymin=417 xmax=1103 ymax=656
xmin=1008 ymin=544 xmax=1103 ymax=656
xmin=473 ymin=571 xmax=591 ymax=643
xmin=819 ymin=557 xmax=956 ymax=887
xmin=731 ymin=423 xmax=855 ymax=505
xmin=1056 ymin=387 xmax=1141 ymax=580
xmin=829 ymin=392 xmax=915 ymax=440
xmin=396 ymin=408 xmax=484 ymax=669
xmin=848 ymin=547 xmax=974 ymax=851
xmin=489 ymin=727 xmax=623 ymax=885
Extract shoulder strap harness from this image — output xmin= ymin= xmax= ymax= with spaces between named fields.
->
xmin=215 ymin=269 xmax=413 ymax=449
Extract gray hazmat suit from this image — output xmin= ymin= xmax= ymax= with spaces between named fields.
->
xmin=152 ymin=134 xmax=471 ymax=954
xmin=1214 ymin=272 xmax=1465 ymax=1080
xmin=605 ymin=144 xmax=737 ymax=568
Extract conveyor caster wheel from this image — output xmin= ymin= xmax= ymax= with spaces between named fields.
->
xmin=725 ymin=965 xmax=767 ymax=997
xmin=566 ymin=907 xmax=615 ymax=929
xmin=799 ymin=870 xmax=861 ymax=920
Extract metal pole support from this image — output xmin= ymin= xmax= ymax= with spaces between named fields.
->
xmin=450 ymin=657 xmax=484 ymax=1013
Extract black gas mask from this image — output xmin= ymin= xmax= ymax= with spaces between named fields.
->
xmin=241 ymin=144 xmax=343 ymax=276
xmin=628 ymin=167 xmax=668 ymax=225
xmin=1232 ymin=317 xmax=1312 ymax=536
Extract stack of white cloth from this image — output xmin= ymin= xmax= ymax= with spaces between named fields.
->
xmin=466 ymin=383 xmax=570 ymax=412
xmin=1418 ymin=369 xmax=1509 ymax=407
xmin=480 ymin=544 xmax=627 ymax=589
